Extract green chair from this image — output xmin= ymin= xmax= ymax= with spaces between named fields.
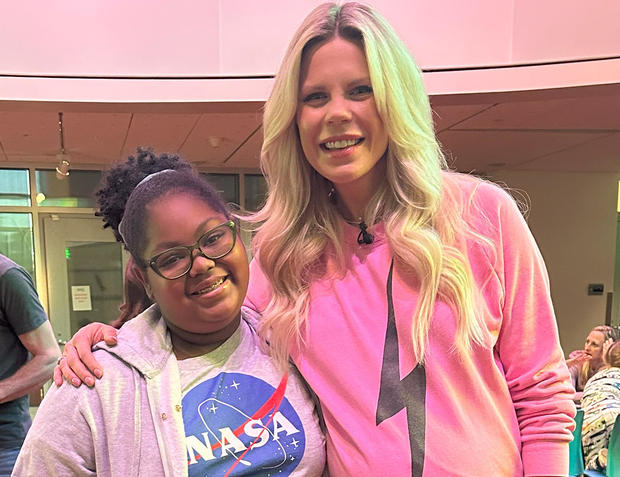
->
xmin=607 ymin=413 xmax=620 ymax=476
xmin=570 ymin=408 xmax=585 ymax=476
xmin=584 ymin=413 xmax=620 ymax=477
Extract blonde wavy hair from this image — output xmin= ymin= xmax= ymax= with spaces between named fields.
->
xmin=581 ymin=325 xmax=618 ymax=385
xmin=247 ymin=2 xmax=490 ymax=367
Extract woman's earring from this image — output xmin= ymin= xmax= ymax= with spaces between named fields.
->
xmin=328 ymin=186 xmax=337 ymax=205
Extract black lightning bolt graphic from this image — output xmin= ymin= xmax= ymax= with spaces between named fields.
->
xmin=376 ymin=261 xmax=426 ymax=477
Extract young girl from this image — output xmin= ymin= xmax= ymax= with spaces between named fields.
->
xmin=15 ymin=159 xmax=325 ymax=476
xmin=56 ymin=3 xmax=575 ymax=475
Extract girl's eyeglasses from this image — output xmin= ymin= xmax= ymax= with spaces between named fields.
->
xmin=147 ymin=221 xmax=236 ymax=280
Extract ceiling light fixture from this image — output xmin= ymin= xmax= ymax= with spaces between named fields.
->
xmin=55 ymin=112 xmax=70 ymax=180
xmin=208 ymin=136 xmax=223 ymax=148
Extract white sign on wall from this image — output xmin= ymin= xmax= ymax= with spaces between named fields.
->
xmin=71 ymin=285 xmax=92 ymax=311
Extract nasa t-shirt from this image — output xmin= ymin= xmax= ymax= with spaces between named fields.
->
xmin=178 ymin=320 xmax=325 ymax=476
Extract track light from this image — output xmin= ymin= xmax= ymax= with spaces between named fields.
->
xmin=55 ymin=153 xmax=70 ymax=180
xmin=55 ymin=112 xmax=70 ymax=180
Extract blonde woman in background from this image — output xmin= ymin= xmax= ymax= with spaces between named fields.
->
xmin=581 ymin=339 xmax=620 ymax=472
xmin=55 ymin=3 xmax=575 ymax=476
xmin=567 ymin=325 xmax=617 ymax=401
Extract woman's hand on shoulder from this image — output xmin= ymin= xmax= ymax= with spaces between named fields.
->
xmin=53 ymin=322 xmax=118 ymax=387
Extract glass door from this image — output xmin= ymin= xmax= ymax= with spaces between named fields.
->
xmin=43 ymin=216 xmax=127 ymax=343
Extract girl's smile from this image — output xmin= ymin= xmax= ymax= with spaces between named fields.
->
xmin=138 ymin=193 xmax=249 ymax=355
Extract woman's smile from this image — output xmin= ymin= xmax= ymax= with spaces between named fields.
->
xmin=296 ymin=36 xmax=388 ymax=213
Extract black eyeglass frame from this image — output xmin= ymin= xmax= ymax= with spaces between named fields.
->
xmin=147 ymin=220 xmax=236 ymax=280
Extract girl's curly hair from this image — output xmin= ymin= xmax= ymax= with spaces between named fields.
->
xmin=95 ymin=147 xmax=194 ymax=243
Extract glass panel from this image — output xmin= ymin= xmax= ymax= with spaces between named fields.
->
xmin=0 ymin=213 xmax=35 ymax=278
xmin=35 ymin=169 xmax=102 ymax=207
xmin=65 ymin=241 xmax=123 ymax=333
xmin=203 ymin=173 xmax=239 ymax=207
xmin=0 ymin=169 xmax=30 ymax=206
xmin=245 ymin=174 xmax=267 ymax=211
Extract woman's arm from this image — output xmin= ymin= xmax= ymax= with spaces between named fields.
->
xmin=476 ymin=183 xmax=576 ymax=476
xmin=53 ymin=322 xmax=118 ymax=387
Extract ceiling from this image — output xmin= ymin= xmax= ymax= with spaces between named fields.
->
xmin=0 ymin=82 xmax=618 ymax=175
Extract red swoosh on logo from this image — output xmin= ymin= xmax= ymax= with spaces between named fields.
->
xmin=217 ymin=373 xmax=289 ymax=476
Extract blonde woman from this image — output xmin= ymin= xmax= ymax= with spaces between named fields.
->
xmin=566 ymin=325 xmax=617 ymax=399
xmin=56 ymin=3 xmax=575 ymax=476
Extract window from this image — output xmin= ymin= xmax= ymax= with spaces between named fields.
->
xmin=35 ymin=170 xmax=102 ymax=207
xmin=203 ymin=173 xmax=239 ymax=207
xmin=0 ymin=212 xmax=35 ymax=279
xmin=0 ymin=169 xmax=30 ymax=206
xmin=245 ymin=174 xmax=267 ymax=211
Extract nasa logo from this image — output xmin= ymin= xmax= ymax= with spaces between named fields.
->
xmin=183 ymin=372 xmax=305 ymax=476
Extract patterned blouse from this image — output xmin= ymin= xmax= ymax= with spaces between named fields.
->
xmin=581 ymin=367 xmax=620 ymax=471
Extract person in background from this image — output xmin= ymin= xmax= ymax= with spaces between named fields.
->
xmin=0 ymin=254 xmax=60 ymax=477
xmin=566 ymin=325 xmax=617 ymax=402
xmin=54 ymin=3 xmax=575 ymax=476
xmin=15 ymin=158 xmax=325 ymax=476
xmin=581 ymin=340 xmax=620 ymax=472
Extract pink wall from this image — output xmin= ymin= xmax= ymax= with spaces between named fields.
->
xmin=1 ymin=0 xmax=619 ymax=102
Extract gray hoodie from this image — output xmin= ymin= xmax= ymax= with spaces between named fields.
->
xmin=13 ymin=307 xmax=325 ymax=476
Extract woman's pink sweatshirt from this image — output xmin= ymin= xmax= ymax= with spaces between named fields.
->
xmin=244 ymin=173 xmax=575 ymax=477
